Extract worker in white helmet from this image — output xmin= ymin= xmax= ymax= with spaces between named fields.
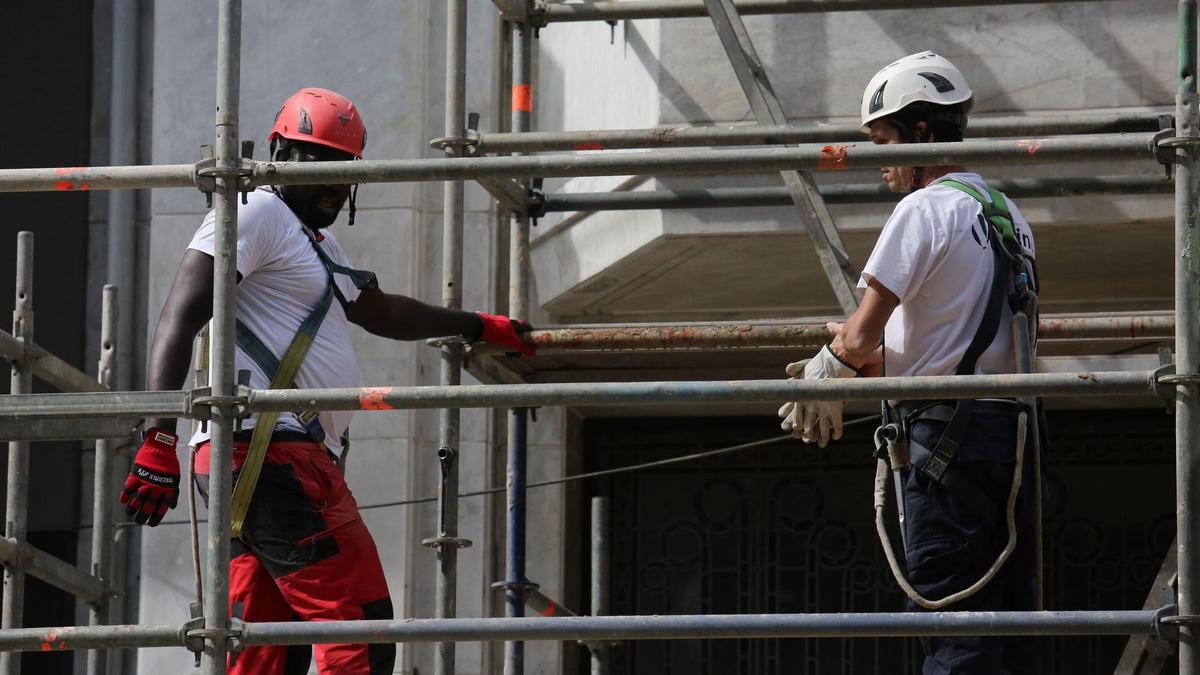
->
xmin=779 ymin=51 xmax=1042 ymax=674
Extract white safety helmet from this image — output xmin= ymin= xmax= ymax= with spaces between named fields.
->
xmin=860 ymin=51 xmax=974 ymax=132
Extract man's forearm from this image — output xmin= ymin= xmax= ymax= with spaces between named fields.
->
xmin=144 ymin=318 xmax=204 ymax=433
xmin=349 ymin=290 xmax=484 ymax=340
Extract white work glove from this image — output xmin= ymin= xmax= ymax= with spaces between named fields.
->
xmin=777 ymin=345 xmax=859 ymax=447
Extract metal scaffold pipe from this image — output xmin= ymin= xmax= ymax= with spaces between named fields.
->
xmin=535 ymin=0 xmax=1128 ymax=22
xmin=202 ymin=1 xmax=242 ymax=673
xmin=0 ymin=134 xmax=1155 ymax=194
xmin=431 ymin=5 xmax=469 ymax=675
xmin=86 ymin=285 xmax=118 ymax=675
xmin=0 ymin=609 xmax=1165 ymax=653
xmin=2 ymin=232 xmax=34 ymax=675
xmin=515 ymin=313 xmax=1176 ymax=351
xmin=250 ymin=134 xmax=1155 ymax=186
xmin=236 ymin=610 xmax=1163 ymax=645
xmin=1174 ymin=0 xmax=1200 ymax=672
xmin=243 ymin=370 xmax=1154 ymax=411
xmin=505 ymin=10 xmax=534 ymax=675
xmin=0 ymin=370 xmax=1158 ymax=435
xmin=475 ymin=111 xmax=1164 ymax=153
xmin=541 ymin=176 xmax=1174 ymax=212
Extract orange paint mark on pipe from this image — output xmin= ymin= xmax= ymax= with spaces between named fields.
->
xmin=1018 ymin=139 xmax=1045 ymax=156
xmin=818 ymin=145 xmax=849 ymax=170
xmin=359 ymin=387 xmax=394 ymax=410
xmin=54 ymin=167 xmax=91 ymax=191
xmin=574 ymin=142 xmax=604 ymax=151
xmin=512 ymin=84 xmax=532 ymax=112
xmin=539 ymin=598 xmax=557 ymax=616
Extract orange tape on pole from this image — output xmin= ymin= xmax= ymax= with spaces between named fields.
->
xmin=54 ymin=167 xmax=91 ymax=191
xmin=512 ymin=84 xmax=532 ymax=112
xmin=359 ymin=387 xmax=395 ymax=410
xmin=818 ymin=145 xmax=849 ymax=170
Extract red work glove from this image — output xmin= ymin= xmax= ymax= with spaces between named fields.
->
xmin=120 ymin=427 xmax=181 ymax=526
xmin=477 ymin=312 xmax=536 ymax=357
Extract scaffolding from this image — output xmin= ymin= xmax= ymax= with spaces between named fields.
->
xmin=0 ymin=0 xmax=1195 ymax=674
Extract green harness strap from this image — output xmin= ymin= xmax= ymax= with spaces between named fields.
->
xmin=229 ymin=221 xmax=377 ymax=541
xmin=230 ymin=284 xmax=333 ymax=539
xmin=937 ymin=178 xmax=1022 ymax=260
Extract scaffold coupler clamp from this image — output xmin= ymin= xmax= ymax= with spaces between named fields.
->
xmin=189 ymin=383 xmax=251 ymax=435
xmin=194 ymin=141 xmax=257 ymax=209
xmin=491 ymin=578 xmax=540 ymax=602
xmin=183 ymin=612 xmax=245 ymax=668
xmin=1154 ymin=604 xmax=1183 ymax=644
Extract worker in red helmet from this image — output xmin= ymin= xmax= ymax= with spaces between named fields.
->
xmin=120 ymin=87 xmax=534 ymax=674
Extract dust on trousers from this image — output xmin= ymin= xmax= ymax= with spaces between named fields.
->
xmin=196 ymin=436 xmax=395 ymax=675
xmin=902 ymin=410 xmax=1041 ymax=675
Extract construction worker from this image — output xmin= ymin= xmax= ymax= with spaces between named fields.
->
xmin=778 ymin=52 xmax=1041 ymax=674
xmin=119 ymin=87 xmax=535 ymax=674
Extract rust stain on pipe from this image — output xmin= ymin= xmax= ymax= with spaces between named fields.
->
xmin=524 ymin=315 xmax=1173 ymax=352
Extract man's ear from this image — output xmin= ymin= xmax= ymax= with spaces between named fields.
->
xmin=914 ymin=121 xmax=929 ymax=143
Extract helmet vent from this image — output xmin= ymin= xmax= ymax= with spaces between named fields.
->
xmin=298 ymin=108 xmax=313 ymax=135
xmin=868 ymin=81 xmax=887 ymax=114
xmin=338 ymin=114 xmax=351 ymax=126
xmin=917 ymin=72 xmax=955 ymax=93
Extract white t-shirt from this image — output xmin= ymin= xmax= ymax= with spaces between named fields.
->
xmin=858 ymin=172 xmax=1036 ymax=379
xmin=186 ymin=187 xmax=362 ymax=454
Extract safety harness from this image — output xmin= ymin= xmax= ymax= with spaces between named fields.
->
xmin=229 ymin=219 xmax=378 ymax=539
xmin=873 ymin=177 xmax=1039 ymax=608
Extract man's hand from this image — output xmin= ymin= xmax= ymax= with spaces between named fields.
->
xmin=777 ymin=345 xmax=859 ymax=447
xmin=477 ymin=313 xmax=536 ymax=357
xmin=120 ymin=427 xmax=181 ymax=526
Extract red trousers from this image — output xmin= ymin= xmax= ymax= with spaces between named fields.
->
xmin=196 ymin=438 xmax=395 ymax=675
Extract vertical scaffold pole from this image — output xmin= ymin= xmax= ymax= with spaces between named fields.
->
xmin=202 ymin=1 xmax=242 ymax=673
xmin=1176 ymin=1 xmax=1200 ymax=673
xmin=431 ymin=3 xmax=470 ymax=675
xmin=505 ymin=12 xmax=534 ymax=675
xmin=86 ymin=285 xmax=118 ymax=675
xmin=590 ymin=497 xmax=610 ymax=675
xmin=107 ymin=0 xmax=139 ymax=393
xmin=1 ymin=232 xmax=33 ymax=675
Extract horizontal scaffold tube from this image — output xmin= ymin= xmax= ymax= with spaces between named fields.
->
xmin=248 ymin=371 xmax=1154 ymax=413
xmin=0 ymin=624 xmax=185 ymax=652
xmin=0 ymin=610 xmax=1163 ymax=653
xmin=538 ymin=0 xmax=1124 ymax=22
xmin=0 ymin=135 xmax=1153 ymax=193
xmin=518 ymin=313 xmax=1174 ymax=351
xmin=476 ymin=112 xmax=1164 ymax=153
xmin=0 ymin=371 xmax=1158 ymax=428
xmin=239 ymin=610 xmax=1161 ymax=646
xmin=541 ymin=176 xmax=1172 ymax=212
xmin=251 ymin=134 xmax=1153 ymax=186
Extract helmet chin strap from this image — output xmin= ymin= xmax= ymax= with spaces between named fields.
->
xmin=889 ymin=118 xmax=930 ymax=194
xmin=910 ymin=166 xmax=927 ymax=193
xmin=348 ymin=184 xmax=358 ymax=226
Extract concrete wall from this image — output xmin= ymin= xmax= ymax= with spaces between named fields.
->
xmin=140 ymin=2 xmax=566 ymax=673
xmin=533 ymin=1 xmax=1178 ymax=321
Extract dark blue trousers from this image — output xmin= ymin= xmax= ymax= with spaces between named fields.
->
xmin=902 ymin=411 xmax=1041 ymax=675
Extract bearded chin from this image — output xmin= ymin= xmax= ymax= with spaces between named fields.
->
xmin=281 ymin=185 xmax=344 ymax=229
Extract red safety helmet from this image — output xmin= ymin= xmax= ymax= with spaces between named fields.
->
xmin=269 ymin=87 xmax=367 ymax=158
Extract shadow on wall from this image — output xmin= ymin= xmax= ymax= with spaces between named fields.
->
xmin=867 ymin=1 xmax=1174 ymax=114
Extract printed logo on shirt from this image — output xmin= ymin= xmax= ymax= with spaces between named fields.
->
xmin=971 ymin=213 xmax=989 ymax=249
